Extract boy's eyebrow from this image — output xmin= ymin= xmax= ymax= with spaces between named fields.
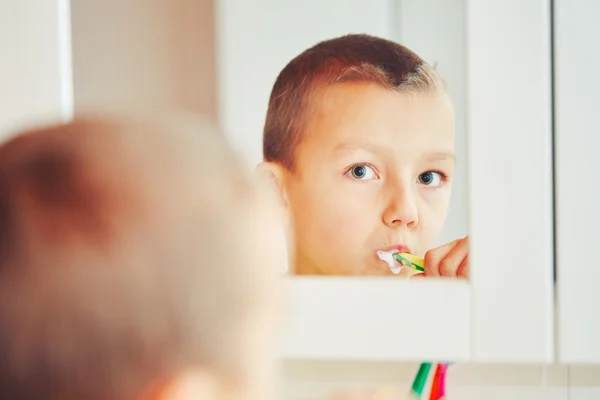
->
xmin=424 ymin=151 xmax=456 ymax=162
xmin=332 ymin=142 xmax=385 ymax=156
xmin=333 ymin=144 xmax=455 ymax=163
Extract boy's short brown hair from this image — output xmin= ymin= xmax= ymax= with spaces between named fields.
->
xmin=0 ymin=116 xmax=270 ymax=400
xmin=263 ymin=33 xmax=443 ymax=170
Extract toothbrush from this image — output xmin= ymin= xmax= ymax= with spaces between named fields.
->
xmin=428 ymin=363 xmax=449 ymax=400
xmin=392 ymin=252 xmax=425 ymax=272
xmin=377 ymin=250 xmax=425 ymax=274
xmin=409 ymin=362 xmax=432 ymax=398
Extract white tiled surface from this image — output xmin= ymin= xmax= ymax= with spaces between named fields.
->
xmin=279 ymin=360 xmax=600 ymax=400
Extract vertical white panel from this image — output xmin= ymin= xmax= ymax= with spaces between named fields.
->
xmin=467 ymin=1 xmax=554 ymax=362
xmin=554 ymin=0 xmax=600 ymax=364
xmin=0 ymin=1 xmax=71 ymax=139
xmin=58 ymin=0 xmax=73 ymax=122
xmin=215 ymin=0 xmax=393 ymax=169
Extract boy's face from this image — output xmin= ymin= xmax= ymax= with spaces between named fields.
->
xmin=282 ymin=82 xmax=455 ymax=275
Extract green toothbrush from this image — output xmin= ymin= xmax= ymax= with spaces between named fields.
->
xmin=409 ymin=362 xmax=432 ymax=398
xmin=392 ymin=253 xmax=425 ymax=273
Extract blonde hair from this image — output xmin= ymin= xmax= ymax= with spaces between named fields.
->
xmin=263 ymin=34 xmax=444 ymax=170
xmin=0 ymin=115 xmax=269 ymax=399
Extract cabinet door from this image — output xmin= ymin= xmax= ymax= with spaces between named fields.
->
xmin=555 ymin=0 xmax=600 ymax=364
xmin=466 ymin=0 xmax=555 ymax=362
xmin=0 ymin=0 xmax=71 ymax=138
xmin=216 ymin=0 xmax=555 ymax=363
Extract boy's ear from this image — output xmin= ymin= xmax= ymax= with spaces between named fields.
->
xmin=255 ymin=161 xmax=290 ymax=213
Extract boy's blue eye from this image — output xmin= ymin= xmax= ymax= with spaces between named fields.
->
xmin=348 ymin=164 xmax=377 ymax=180
xmin=418 ymin=171 xmax=443 ymax=187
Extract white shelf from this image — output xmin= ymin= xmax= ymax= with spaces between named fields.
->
xmin=279 ymin=277 xmax=470 ymax=362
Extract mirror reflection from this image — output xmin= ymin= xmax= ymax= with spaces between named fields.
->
xmin=255 ymin=30 xmax=468 ymax=279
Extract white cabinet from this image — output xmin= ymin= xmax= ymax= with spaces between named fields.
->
xmin=217 ymin=0 xmax=555 ymax=363
xmin=555 ymin=0 xmax=600 ymax=364
xmin=0 ymin=0 xmax=560 ymax=366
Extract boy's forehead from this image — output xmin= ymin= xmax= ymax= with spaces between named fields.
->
xmin=332 ymin=141 xmax=455 ymax=162
xmin=298 ymin=82 xmax=455 ymax=158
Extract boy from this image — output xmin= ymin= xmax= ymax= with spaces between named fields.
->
xmin=260 ymin=34 xmax=468 ymax=278
xmin=0 ymin=116 xmax=285 ymax=400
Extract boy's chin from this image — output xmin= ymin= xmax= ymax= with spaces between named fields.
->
xmin=293 ymin=257 xmax=415 ymax=277
xmin=375 ymin=264 xmax=415 ymax=278
xmin=362 ymin=256 xmax=424 ymax=277
xmin=341 ymin=262 xmax=414 ymax=277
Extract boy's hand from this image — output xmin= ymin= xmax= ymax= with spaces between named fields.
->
xmin=418 ymin=236 xmax=469 ymax=279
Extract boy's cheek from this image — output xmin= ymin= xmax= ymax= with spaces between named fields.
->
xmin=419 ymin=190 xmax=452 ymax=224
xmin=420 ymin=186 xmax=452 ymax=207
xmin=316 ymin=204 xmax=373 ymax=256
xmin=419 ymin=214 xmax=449 ymax=252
xmin=289 ymin=181 xmax=378 ymax=264
xmin=294 ymin=192 xmax=364 ymax=240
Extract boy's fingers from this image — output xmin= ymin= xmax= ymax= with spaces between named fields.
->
xmin=424 ymin=238 xmax=461 ymax=277
xmin=439 ymin=237 xmax=469 ymax=277
xmin=409 ymin=272 xmax=426 ymax=279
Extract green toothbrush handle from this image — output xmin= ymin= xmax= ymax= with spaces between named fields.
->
xmin=392 ymin=253 xmax=425 ymax=272
xmin=410 ymin=362 xmax=432 ymax=397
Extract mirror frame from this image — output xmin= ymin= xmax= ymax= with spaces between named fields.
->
xmin=216 ymin=0 xmax=555 ymax=363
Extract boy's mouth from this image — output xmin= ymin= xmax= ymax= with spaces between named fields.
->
xmin=379 ymin=244 xmax=411 ymax=254
xmin=376 ymin=244 xmax=412 ymax=274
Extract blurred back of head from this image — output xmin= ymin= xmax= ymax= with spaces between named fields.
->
xmin=0 ymin=116 xmax=283 ymax=400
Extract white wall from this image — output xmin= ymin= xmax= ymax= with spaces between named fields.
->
xmin=0 ymin=1 xmax=70 ymax=139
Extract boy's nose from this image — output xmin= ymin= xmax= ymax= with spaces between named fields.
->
xmin=382 ymin=187 xmax=419 ymax=228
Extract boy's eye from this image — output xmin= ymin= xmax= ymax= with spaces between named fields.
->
xmin=418 ymin=171 xmax=444 ymax=187
xmin=347 ymin=164 xmax=378 ymax=180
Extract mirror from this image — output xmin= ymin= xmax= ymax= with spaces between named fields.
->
xmin=217 ymin=0 xmax=468 ymax=280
